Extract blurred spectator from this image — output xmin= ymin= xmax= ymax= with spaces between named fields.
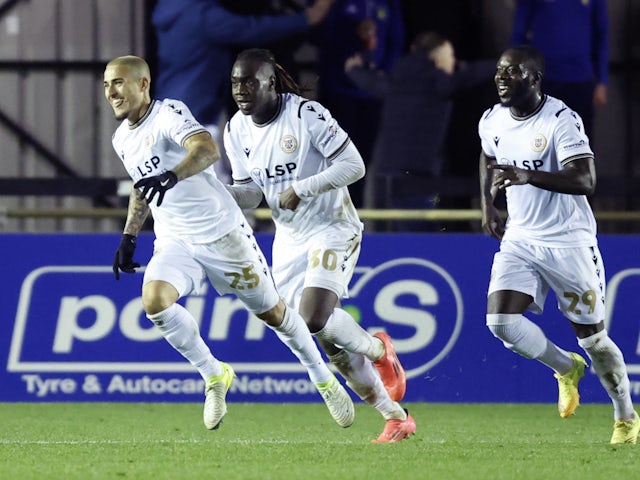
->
xmin=345 ymin=32 xmax=495 ymax=231
xmin=151 ymin=0 xmax=334 ymax=183
xmin=400 ymin=0 xmax=489 ymax=186
xmin=315 ymin=0 xmax=405 ymax=207
xmin=511 ymin=0 xmax=609 ymax=138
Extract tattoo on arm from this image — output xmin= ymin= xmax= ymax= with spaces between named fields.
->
xmin=123 ymin=187 xmax=150 ymax=235
xmin=172 ymin=132 xmax=220 ymax=180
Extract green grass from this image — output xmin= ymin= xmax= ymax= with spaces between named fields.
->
xmin=0 ymin=403 xmax=636 ymax=480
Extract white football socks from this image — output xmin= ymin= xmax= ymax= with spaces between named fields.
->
xmin=579 ymin=329 xmax=635 ymax=420
xmin=147 ymin=303 xmax=222 ymax=381
xmin=487 ymin=313 xmax=573 ymax=373
xmin=329 ymin=349 xmax=405 ymax=420
xmin=268 ymin=305 xmax=333 ymax=384
xmin=315 ymin=308 xmax=384 ymax=362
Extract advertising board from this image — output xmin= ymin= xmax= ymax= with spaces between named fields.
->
xmin=2 ymin=233 xmax=639 ymax=403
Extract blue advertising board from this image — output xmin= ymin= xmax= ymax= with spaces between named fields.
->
xmin=2 ymin=233 xmax=639 ymax=404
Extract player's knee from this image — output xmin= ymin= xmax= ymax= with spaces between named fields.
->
xmin=299 ymin=310 xmax=333 ymax=333
xmin=486 ymin=313 xmax=525 ymax=352
xmin=571 ymin=320 xmax=603 ymax=340
xmin=256 ymin=299 xmax=286 ymax=327
xmin=299 ymin=305 xmax=332 ymax=333
xmin=486 ymin=313 xmax=521 ymax=341
xmin=142 ymin=280 xmax=178 ymax=315
xmin=577 ymin=328 xmax=614 ymax=357
xmin=486 ymin=313 xmax=545 ymax=359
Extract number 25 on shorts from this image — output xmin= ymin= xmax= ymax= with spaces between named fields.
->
xmin=224 ymin=265 xmax=260 ymax=290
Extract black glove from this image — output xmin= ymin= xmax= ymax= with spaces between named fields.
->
xmin=133 ymin=170 xmax=178 ymax=206
xmin=113 ymin=234 xmax=140 ymax=280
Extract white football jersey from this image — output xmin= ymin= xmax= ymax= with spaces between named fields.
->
xmin=224 ymin=93 xmax=362 ymax=241
xmin=479 ymin=95 xmax=597 ymax=247
xmin=111 ymin=99 xmax=244 ymax=243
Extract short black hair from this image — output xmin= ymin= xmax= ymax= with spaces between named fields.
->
xmin=507 ymin=45 xmax=546 ymax=78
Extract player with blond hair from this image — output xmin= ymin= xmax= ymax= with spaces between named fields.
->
xmin=104 ymin=54 xmax=354 ymax=431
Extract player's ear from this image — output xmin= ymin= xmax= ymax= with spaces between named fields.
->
xmin=532 ymin=71 xmax=543 ymax=87
xmin=140 ymin=76 xmax=150 ymax=92
xmin=269 ymin=75 xmax=276 ymax=91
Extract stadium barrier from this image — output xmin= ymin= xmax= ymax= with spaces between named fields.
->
xmin=3 ymin=207 xmax=640 ymax=222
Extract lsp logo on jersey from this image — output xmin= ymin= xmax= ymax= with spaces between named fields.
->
xmin=250 ymin=164 xmax=297 ymax=186
xmin=501 ymin=157 xmax=544 ymax=170
xmin=128 ymin=156 xmax=161 ymax=180
xmin=8 ymin=260 xmax=462 ymax=379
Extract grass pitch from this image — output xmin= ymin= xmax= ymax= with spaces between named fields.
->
xmin=0 ymin=402 xmax=636 ymax=480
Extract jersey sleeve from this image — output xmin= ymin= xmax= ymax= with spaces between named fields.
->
xmin=110 ymin=129 xmax=125 ymax=162
xmin=478 ymin=108 xmax=497 ymax=158
xmin=160 ymin=99 xmax=208 ymax=146
xmin=299 ymin=100 xmax=350 ymax=159
xmin=553 ymin=108 xmax=593 ymax=166
xmin=223 ymin=118 xmax=252 ymax=181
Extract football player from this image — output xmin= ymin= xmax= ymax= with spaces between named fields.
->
xmin=224 ymin=48 xmax=416 ymax=443
xmin=479 ymin=45 xmax=639 ymax=444
xmin=105 ymin=55 xmax=354 ymax=431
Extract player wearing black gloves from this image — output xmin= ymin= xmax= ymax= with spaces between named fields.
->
xmin=112 ymin=233 xmax=140 ymax=279
xmin=112 ymin=170 xmax=177 ymax=278
xmin=134 ymin=170 xmax=178 ymax=207
xmin=103 ymin=55 xmax=355 ymax=431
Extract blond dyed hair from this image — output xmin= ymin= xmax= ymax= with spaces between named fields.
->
xmin=106 ymin=55 xmax=151 ymax=81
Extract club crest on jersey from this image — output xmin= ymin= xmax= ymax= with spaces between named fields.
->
xmin=530 ymin=133 xmax=547 ymax=152
xmin=142 ymin=132 xmax=155 ymax=150
xmin=280 ymin=135 xmax=298 ymax=154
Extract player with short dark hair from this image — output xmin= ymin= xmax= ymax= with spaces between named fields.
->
xmin=479 ymin=46 xmax=639 ymax=444
xmin=104 ymin=55 xmax=354 ymax=431
xmin=223 ymin=48 xmax=416 ymax=443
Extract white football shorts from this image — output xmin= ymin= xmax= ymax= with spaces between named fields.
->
xmin=488 ymin=240 xmax=606 ymax=325
xmin=272 ymin=224 xmax=362 ymax=309
xmin=143 ymin=224 xmax=279 ymax=315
